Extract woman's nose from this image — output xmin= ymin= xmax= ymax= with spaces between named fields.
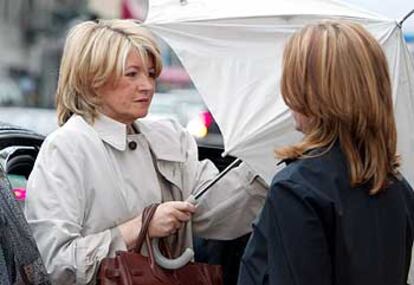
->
xmin=137 ymin=74 xmax=154 ymax=91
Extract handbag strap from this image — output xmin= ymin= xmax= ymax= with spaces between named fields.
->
xmin=135 ymin=204 xmax=159 ymax=252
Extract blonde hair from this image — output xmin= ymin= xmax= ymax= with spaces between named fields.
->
xmin=56 ymin=19 xmax=163 ymax=125
xmin=277 ymin=21 xmax=399 ymax=194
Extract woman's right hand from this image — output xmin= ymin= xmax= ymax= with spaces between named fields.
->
xmin=148 ymin=201 xmax=196 ymax=238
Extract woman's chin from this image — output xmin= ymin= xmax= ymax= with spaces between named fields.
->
xmin=135 ymin=110 xmax=149 ymax=120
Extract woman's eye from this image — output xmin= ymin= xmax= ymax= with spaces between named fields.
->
xmin=148 ymin=68 xmax=156 ymax=79
xmin=125 ymin=71 xmax=137 ymax=77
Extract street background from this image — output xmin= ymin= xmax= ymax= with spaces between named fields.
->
xmin=0 ymin=0 xmax=413 ymax=137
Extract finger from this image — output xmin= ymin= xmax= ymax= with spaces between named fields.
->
xmin=166 ymin=221 xmax=180 ymax=233
xmin=170 ymin=208 xmax=192 ymax=222
xmin=168 ymin=225 xmax=180 ymax=235
xmin=176 ymin=222 xmax=184 ymax=230
xmin=170 ymin=201 xmax=196 ymax=213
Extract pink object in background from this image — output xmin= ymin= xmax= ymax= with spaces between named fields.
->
xmin=201 ymin=111 xmax=213 ymax=128
xmin=13 ymin=187 xmax=26 ymax=201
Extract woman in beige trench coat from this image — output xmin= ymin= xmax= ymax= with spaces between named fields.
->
xmin=24 ymin=19 xmax=268 ymax=284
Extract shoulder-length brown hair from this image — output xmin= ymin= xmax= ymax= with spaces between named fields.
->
xmin=276 ymin=21 xmax=400 ymax=194
xmin=56 ymin=19 xmax=163 ymax=126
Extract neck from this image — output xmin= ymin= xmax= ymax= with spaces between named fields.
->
xmin=127 ymin=123 xmax=138 ymax=134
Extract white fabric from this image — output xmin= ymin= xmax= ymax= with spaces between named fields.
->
xmin=144 ymin=0 xmax=414 ymax=187
xmin=145 ymin=0 xmax=388 ymax=23
xmin=25 ymin=114 xmax=267 ymax=284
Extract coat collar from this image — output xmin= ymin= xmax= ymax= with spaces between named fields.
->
xmin=90 ymin=114 xmax=186 ymax=162
xmin=92 ymin=113 xmax=128 ymax=151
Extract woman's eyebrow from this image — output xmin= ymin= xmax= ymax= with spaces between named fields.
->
xmin=126 ymin=64 xmax=155 ymax=69
xmin=125 ymin=65 xmax=141 ymax=70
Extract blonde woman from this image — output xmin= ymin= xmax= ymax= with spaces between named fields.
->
xmin=239 ymin=21 xmax=414 ymax=285
xmin=24 ymin=19 xmax=267 ymax=284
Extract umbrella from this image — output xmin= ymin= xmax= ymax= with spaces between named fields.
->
xmin=143 ymin=0 xmax=414 ymax=186
xmin=142 ymin=0 xmax=414 ymax=269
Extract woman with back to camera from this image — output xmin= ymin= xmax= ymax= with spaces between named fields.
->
xmin=238 ymin=21 xmax=414 ymax=285
xmin=24 ymin=19 xmax=268 ymax=284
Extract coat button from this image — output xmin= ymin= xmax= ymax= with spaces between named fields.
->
xmin=128 ymin=141 xmax=137 ymax=150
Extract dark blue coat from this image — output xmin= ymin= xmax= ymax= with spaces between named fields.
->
xmin=238 ymin=143 xmax=414 ymax=285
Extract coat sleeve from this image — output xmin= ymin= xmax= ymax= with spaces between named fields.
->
xmin=177 ymin=128 xmax=268 ymax=240
xmin=239 ymin=179 xmax=332 ymax=285
xmin=24 ymin=133 xmax=125 ymax=285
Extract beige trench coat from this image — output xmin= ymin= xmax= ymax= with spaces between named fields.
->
xmin=25 ymin=115 xmax=268 ymax=284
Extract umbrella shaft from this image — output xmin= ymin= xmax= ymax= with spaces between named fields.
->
xmin=194 ymin=158 xmax=242 ymax=200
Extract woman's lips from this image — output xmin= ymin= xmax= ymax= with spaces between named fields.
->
xmin=134 ymin=98 xmax=149 ymax=103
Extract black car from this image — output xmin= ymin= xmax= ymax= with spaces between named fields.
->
xmin=0 ymin=122 xmax=44 ymax=206
xmin=0 ymin=121 xmax=248 ymax=285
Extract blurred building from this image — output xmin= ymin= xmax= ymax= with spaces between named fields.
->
xmin=0 ymin=0 xmax=87 ymax=107
xmin=0 ymin=0 xmax=193 ymax=108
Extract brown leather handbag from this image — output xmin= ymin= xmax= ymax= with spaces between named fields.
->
xmin=97 ymin=204 xmax=223 ymax=285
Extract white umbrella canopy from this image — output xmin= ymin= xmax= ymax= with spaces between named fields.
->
xmin=144 ymin=0 xmax=414 ymax=186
